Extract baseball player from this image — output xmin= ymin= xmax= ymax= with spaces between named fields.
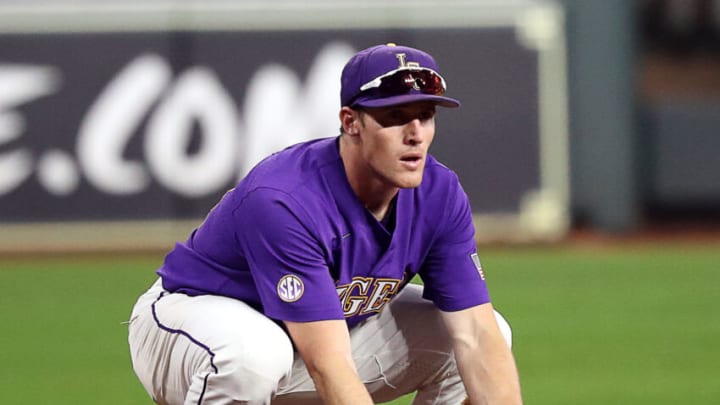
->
xmin=128 ymin=43 xmax=522 ymax=404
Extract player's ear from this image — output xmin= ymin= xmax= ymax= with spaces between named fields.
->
xmin=339 ymin=107 xmax=360 ymax=136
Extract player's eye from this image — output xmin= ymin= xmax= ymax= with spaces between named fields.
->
xmin=376 ymin=109 xmax=412 ymax=127
xmin=365 ymin=104 xmax=435 ymax=128
xmin=418 ymin=109 xmax=436 ymax=122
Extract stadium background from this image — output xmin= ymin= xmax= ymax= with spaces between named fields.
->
xmin=1 ymin=1 xmax=718 ymax=404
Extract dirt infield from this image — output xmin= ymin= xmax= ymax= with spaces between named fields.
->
xmin=566 ymin=221 xmax=720 ymax=247
xmin=2 ymin=219 xmax=718 ymax=258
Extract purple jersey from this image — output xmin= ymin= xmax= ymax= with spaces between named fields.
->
xmin=158 ymin=137 xmax=490 ymax=328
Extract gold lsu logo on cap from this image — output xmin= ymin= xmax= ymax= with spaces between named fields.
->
xmin=395 ymin=53 xmax=422 ymax=90
xmin=395 ymin=53 xmax=420 ymax=69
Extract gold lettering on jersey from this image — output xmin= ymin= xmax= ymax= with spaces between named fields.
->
xmin=336 ymin=277 xmax=402 ymax=317
xmin=360 ymin=279 xmax=401 ymax=315
xmin=336 ymin=277 xmax=373 ymax=316
xmin=395 ymin=53 xmax=420 ymax=68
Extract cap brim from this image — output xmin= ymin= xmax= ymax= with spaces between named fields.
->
xmin=353 ymin=94 xmax=461 ymax=108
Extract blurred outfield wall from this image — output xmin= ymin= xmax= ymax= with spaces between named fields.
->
xmin=0 ymin=0 xmax=572 ymax=252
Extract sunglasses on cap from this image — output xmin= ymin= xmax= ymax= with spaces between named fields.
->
xmin=357 ymin=67 xmax=447 ymax=98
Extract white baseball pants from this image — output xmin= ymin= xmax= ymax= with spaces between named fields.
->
xmin=128 ymin=279 xmax=512 ymax=405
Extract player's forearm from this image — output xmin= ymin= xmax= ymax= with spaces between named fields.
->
xmin=305 ymin=355 xmax=374 ymax=405
xmin=285 ymin=319 xmax=372 ymax=404
xmin=454 ymin=336 xmax=523 ymax=404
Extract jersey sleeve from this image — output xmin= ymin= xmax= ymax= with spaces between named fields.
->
xmin=233 ymin=187 xmax=344 ymax=322
xmin=419 ymin=180 xmax=491 ymax=311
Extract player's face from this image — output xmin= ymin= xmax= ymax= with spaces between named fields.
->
xmin=357 ymin=102 xmax=436 ymax=189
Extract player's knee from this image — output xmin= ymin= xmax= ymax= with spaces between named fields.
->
xmin=493 ymin=310 xmax=513 ymax=348
xmin=212 ymin=332 xmax=295 ymax=401
xmin=242 ymin=338 xmax=294 ymax=383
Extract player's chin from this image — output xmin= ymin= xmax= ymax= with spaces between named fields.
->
xmin=395 ymin=173 xmax=425 ymax=189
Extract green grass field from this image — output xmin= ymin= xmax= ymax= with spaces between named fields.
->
xmin=1 ymin=243 xmax=718 ymax=404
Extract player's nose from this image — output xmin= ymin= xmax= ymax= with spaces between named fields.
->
xmin=404 ymin=118 xmax=426 ymax=145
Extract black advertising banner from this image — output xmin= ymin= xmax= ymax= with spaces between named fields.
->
xmin=0 ymin=1 xmax=569 ymax=246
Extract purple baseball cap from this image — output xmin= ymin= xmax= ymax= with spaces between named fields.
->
xmin=341 ymin=43 xmax=461 ymax=108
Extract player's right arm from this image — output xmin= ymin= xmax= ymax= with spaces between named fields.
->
xmin=233 ymin=189 xmax=373 ymax=404
xmin=285 ymin=319 xmax=374 ymax=405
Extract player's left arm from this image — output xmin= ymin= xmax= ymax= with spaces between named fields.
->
xmin=422 ymin=169 xmax=522 ymax=403
xmin=440 ymin=302 xmax=523 ymax=404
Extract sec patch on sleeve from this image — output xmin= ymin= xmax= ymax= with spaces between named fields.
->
xmin=277 ymin=274 xmax=305 ymax=302
xmin=470 ymin=253 xmax=485 ymax=280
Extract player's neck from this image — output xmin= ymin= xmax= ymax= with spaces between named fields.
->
xmin=339 ymin=135 xmax=399 ymax=221
xmin=350 ymin=175 xmax=399 ymax=221
xmin=364 ymin=190 xmax=398 ymax=222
